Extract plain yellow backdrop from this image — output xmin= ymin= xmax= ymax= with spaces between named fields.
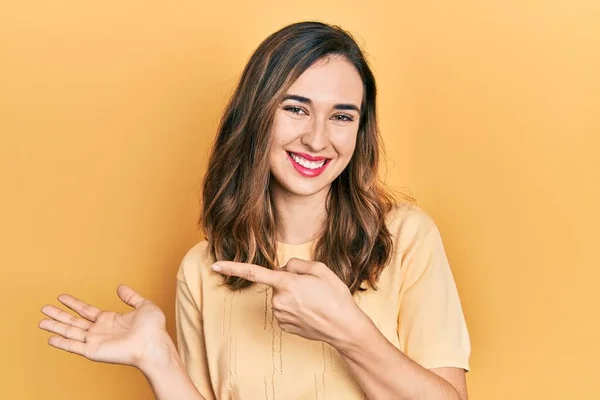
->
xmin=1 ymin=1 xmax=599 ymax=399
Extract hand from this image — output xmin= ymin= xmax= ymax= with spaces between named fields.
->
xmin=213 ymin=258 xmax=364 ymax=345
xmin=38 ymin=285 xmax=173 ymax=371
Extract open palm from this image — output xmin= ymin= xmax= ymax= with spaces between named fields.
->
xmin=39 ymin=284 xmax=169 ymax=368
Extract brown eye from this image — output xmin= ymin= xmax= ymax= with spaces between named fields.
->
xmin=284 ymin=106 xmax=307 ymax=115
xmin=332 ymin=114 xmax=353 ymax=122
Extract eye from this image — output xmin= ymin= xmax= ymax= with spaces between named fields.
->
xmin=283 ymin=106 xmax=307 ymax=115
xmin=332 ymin=114 xmax=354 ymax=122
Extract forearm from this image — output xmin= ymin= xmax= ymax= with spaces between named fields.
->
xmin=139 ymin=334 xmax=205 ymax=400
xmin=332 ymin=313 xmax=461 ymax=400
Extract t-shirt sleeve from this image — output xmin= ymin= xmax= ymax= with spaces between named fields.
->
xmin=396 ymin=223 xmax=471 ymax=371
xmin=175 ymin=249 xmax=216 ymax=399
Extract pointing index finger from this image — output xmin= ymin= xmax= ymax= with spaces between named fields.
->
xmin=213 ymin=261 xmax=285 ymax=287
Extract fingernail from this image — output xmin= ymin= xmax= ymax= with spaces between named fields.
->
xmin=212 ymin=264 xmax=222 ymax=272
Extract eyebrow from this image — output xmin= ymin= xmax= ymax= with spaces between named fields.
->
xmin=282 ymin=94 xmax=361 ymax=113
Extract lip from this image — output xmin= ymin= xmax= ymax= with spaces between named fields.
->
xmin=289 ymin=151 xmax=329 ymax=162
xmin=287 ymin=152 xmax=330 ymax=178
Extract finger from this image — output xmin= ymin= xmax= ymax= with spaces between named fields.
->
xmin=48 ymin=335 xmax=86 ymax=357
xmin=272 ymin=309 xmax=293 ymax=322
xmin=39 ymin=318 xmax=87 ymax=342
xmin=277 ymin=321 xmax=297 ymax=334
xmin=284 ymin=258 xmax=326 ymax=277
xmin=41 ymin=305 xmax=92 ymax=331
xmin=117 ymin=284 xmax=146 ymax=309
xmin=213 ymin=261 xmax=286 ymax=287
xmin=57 ymin=294 xmax=101 ymax=322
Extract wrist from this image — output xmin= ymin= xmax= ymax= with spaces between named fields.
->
xmin=135 ymin=331 xmax=205 ymax=400
xmin=329 ymin=305 xmax=374 ymax=354
xmin=136 ymin=331 xmax=180 ymax=376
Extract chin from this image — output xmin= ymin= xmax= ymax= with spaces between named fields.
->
xmin=287 ymin=182 xmax=329 ymax=197
xmin=272 ymin=174 xmax=332 ymax=197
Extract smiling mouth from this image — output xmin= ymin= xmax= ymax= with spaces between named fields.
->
xmin=286 ymin=151 xmax=331 ymax=178
xmin=287 ymin=152 xmax=330 ymax=169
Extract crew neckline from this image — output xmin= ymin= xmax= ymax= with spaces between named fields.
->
xmin=276 ymin=239 xmax=316 ymax=248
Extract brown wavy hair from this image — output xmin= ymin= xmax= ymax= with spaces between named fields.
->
xmin=201 ymin=21 xmax=406 ymax=294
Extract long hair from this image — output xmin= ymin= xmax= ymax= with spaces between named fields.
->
xmin=201 ymin=21 xmax=406 ymax=293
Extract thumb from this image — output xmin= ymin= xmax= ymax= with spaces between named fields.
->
xmin=117 ymin=284 xmax=146 ymax=309
xmin=283 ymin=258 xmax=324 ymax=277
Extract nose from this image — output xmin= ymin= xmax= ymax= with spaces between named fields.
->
xmin=300 ymin=117 xmax=329 ymax=152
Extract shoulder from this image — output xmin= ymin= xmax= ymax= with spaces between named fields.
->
xmin=385 ymin=201 xmax=438 ymax=250
xmin=176 ymin=240 xmax=214 ymax=283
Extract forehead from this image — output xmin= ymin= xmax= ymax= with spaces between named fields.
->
xmin=285 ymin=56 xmax=364 ymax=107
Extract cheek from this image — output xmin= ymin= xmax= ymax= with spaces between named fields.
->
xmin=270 ymin=113 xmax=307 ymax=148
xmin=331 ymin=129 xmax=359 ymax=158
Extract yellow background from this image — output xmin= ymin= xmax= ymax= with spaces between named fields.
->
xmin=1 ymin=1 xmax=599 ymax=399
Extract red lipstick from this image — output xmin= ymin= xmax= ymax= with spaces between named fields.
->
xmin=290 ymin=152 xmax=328 ymax=162
xmin=287 ymin=152 xmax=330 ymax=178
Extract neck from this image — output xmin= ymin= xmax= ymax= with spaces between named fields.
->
xmin=270 ymin=183 xmax=329 ymax=245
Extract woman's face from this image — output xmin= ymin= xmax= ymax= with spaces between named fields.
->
xmin=269 ymin=56 xmax=364 ymax=198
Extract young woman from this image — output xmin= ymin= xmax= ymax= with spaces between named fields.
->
xmin=38 ymin=21 xmax=471 ymax=399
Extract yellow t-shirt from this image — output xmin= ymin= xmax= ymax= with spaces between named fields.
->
xmin=175 ymin=203 xmax=471 ymax=400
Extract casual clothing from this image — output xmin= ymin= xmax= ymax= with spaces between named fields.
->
xmin=175 ymin=203 xmax=470 ymax=399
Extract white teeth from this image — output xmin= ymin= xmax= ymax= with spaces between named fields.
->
xmin=290 ymin=153 xmax=326 ymax=169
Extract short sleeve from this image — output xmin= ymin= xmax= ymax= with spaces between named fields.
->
xmin=397 ymin=224 xmax=471 ymax=371
xmin=175 ymin=249 xmax=216 ymax=399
